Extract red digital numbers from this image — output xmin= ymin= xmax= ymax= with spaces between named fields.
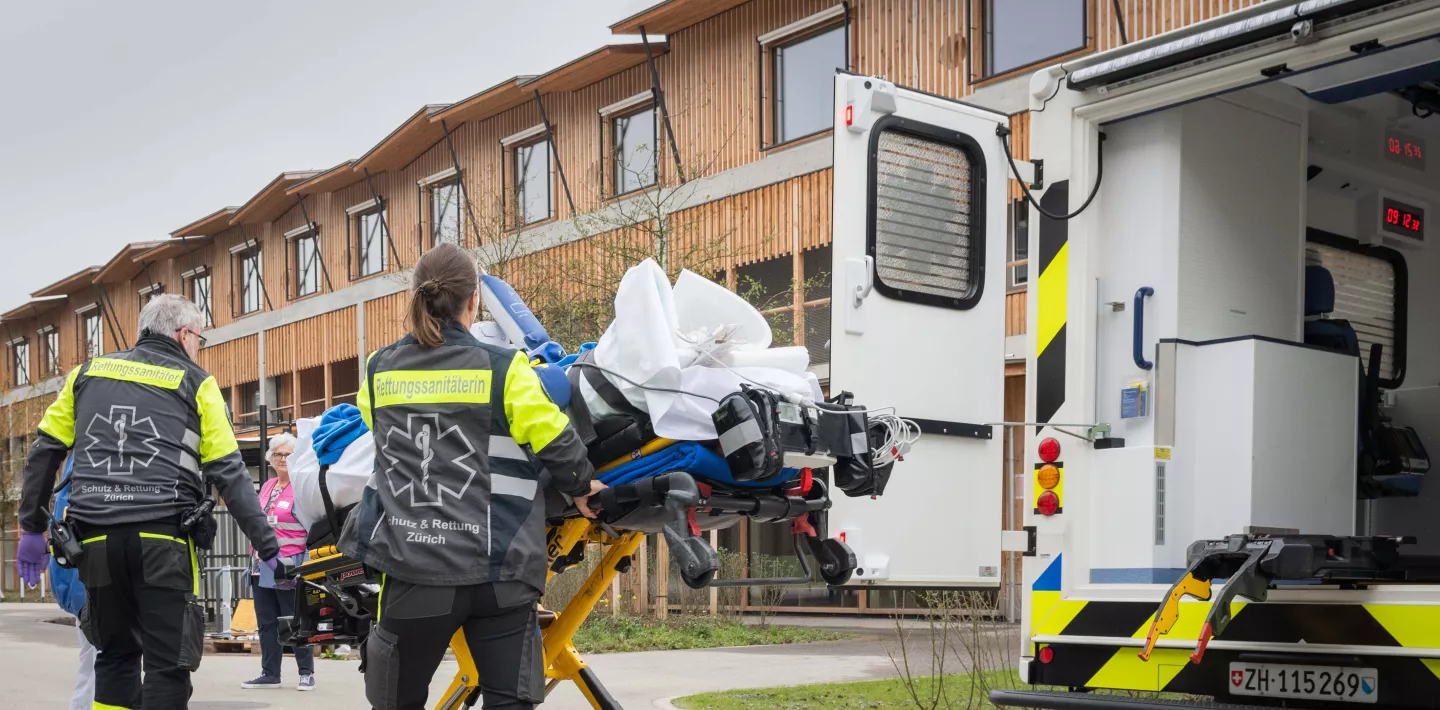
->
xmin=1385 ymin=133 xmax=1425 ymax=167
xmin=1383 ymin=203 xmax=1423 ymax=235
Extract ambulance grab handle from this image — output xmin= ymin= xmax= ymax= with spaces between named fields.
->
xmin=1133 ymin=286 xmax=1154 ymax=371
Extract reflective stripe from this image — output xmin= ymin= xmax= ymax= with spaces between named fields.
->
xmin=718 ymin=418 xmax=763 ymax=456
xmin=93 ymin=703 xmax=138 ymax=710
xmin=182 ymin=429 xmax=201 ymax=452
xmin=489 ymin=435 xmax=527 ymax=461
xmin=138 ymin=533 xmax=186 ymax=544
xmin=491 ymin=474 xmax=537 ymax=500
xmin=189 ymin=538 xmax=199 ymax=596
xmin=372 ymin=369 xmax=493 ymax=408
xmin=377 ymin=573 xmax=386 ymax=622
xmin=179 ymin=451 xmax=200 ymax=476
xmin=274 ymin=522 xmax=307 ymax=532
xmin=81 ymin=535 xmax=107 ymax=545
xmin=84 ymin=358 xmax=186 ymax=390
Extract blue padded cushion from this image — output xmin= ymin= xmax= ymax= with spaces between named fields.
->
xmin=1305 ymin=265 xmax=1335 ymax=316
xmin=1305 ymin=319 xmax=1360 ymax=357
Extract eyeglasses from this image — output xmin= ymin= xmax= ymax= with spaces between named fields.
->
xmin=177 ymin=328 xmax=208 ymax=349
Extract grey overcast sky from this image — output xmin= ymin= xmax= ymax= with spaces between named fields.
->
xmin=0 ymin=0 xmax=650 ymax=308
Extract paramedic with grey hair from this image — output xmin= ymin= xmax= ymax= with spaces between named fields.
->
xmin=16 ymin=294 xmax=282 ymax=710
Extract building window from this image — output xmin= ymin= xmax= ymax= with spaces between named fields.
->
xmin=981 ymin=0 xmax=1087 ymax=78
xmin=613 ymin=106 xmax=657 ymax=195
xmin=139 ymin=283 xmax=165 ymax=303
xmin=237 ymin=247 xmax=263 ymax=314
xmin=1008 ymin=199 xmax=1029 ymax=290
xmin=431 ymin=180 xmax=463 ymax=246
xmin=294 ymin=232 xmax=321 ymax=297
xmin=186 ymin=269 xmax=212 ymax=327
xmin=514 ymin=139 xmax=553 ymax=226
xmin=40 ymin=327 xmax=60 ymax=378
xmin=355 ymin=208 xmax=386 ymax=277
xmin=11 ymin=338 xmax=30 ymax=386
xmin=772 ymin=23 xmax=847 ymax=145
xmin=81 ymin=310 xmax=103 ymax=361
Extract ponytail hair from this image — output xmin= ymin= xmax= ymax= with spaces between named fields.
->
xmin=406 ymin=243 xmax=478 ymax=348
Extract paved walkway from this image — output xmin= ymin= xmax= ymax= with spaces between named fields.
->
xmin=0 ymin=603 xmax=943 ymax=709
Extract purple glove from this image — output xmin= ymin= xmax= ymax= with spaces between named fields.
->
xmin=17 ymin=532 xmax=50 ymax=588
xmin=264 ymin=557 xmax=278 ymax=571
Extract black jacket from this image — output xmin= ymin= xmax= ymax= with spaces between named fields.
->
xmin=18 ymin=332 xmax=279 ymax=560
xmin=339 ymin=322 xmax=593 ymax=588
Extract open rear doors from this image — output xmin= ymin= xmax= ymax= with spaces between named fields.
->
xmin=828 ymin=75 xmax=1010 ymax=586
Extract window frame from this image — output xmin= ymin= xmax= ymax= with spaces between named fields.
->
xmin=427 ymin=178 xmax=464 ymax=248
xmin=610 ymin=104 xmax=659 ymax=198
xmin=10 ymin=337 xmax=30 ymax=387
xmin=1007 ymin=199 xmax=1030 ymax=292
xmin=184 ymin=267 xmax=213 ymax=327
xmin=1307 ymin=227 xmax=1409 ymax=388
xmin=39 ymin=325 xmax=60 ymax=378
xmin=138 ymin=282 xmax=165 ymax=303
xmin=351 ymin=206 xmax=387 ymax=278
xmin=865 ymin=115 xmax=988 ymax=311
xmin=511 ymin=136 xmax=554 ymax=228
xmin=287 ymin=224 xmax=322 ymax=299
xmin=78 ymin=305 xmax=104 ymax=362
xmin=974 ymin=0 xmax=1091 ymax=83
xmin=236 ymin=245 xmax=264 ymax=315
xmin=759 ymin=6 xmax=850 ymax=152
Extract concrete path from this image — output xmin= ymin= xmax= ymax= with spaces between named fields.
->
xmin=0 ymin=603 xmax=942 ymax=710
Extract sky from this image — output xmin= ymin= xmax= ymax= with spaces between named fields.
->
xmin=0 ymin=0 xmax=651 ymax=308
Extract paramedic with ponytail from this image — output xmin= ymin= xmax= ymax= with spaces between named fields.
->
xmin=339 ymin=243 xmax=603 ymax=710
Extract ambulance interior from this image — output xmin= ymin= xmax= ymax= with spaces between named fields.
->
xmin=1084 ymin=36 xmax=1440 ymax=581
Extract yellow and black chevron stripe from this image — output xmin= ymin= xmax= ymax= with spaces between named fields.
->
xmin=1031 ymin=565 xmax=1440 ymax=701
xmin=1035 ymin=182 xmax=1069 ymax=430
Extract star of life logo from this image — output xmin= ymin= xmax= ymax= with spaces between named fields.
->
xmin=84 ymin=405 xmax=162 ymax=475
xmin=381 ymin=413 xmax=478 ymax=508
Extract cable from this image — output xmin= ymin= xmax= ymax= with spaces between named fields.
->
xmin=568 ymin=361 xmax=723 ymax=404
xmin=868 ymin=412 xmax=922 ymax=467
xmin=997 ymin=125 xmax=1106 ymax=222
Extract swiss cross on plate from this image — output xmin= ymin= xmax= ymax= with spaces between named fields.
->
xmin=84 ymin=405 xmax=162 ymax=475
xmin=381 ymin=413 xmax=478 ymax=508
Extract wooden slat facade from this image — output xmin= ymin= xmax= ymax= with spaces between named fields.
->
xmin=0 ymin=0 xmax=1266 ymax=460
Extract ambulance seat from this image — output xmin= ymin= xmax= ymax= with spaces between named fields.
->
xmin=1303 ymin=265 xmax=1359 ymax=355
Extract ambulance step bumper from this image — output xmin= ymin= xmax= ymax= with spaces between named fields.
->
xmin=990 ymin=689 xmax=1275 ymax=710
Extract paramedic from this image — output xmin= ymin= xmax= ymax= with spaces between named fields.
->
xmin=15 ymin=294 xmax=283 ymax=710
xmin=339 ymin=243 xmax=603 ymax=710
xmin=240 ymin=432 xmax=316 ymax=691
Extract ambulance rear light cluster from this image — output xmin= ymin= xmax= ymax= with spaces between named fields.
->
xmin=1036 ymin=437 xmax=1062 ymax=517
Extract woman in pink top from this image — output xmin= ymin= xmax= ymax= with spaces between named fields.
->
xmin=240 ymin=433 xmax=316 ymax=691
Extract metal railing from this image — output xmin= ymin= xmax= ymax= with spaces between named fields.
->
xmin=197 ymin=507 xmax=253 ymax=634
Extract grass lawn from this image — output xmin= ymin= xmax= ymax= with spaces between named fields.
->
xmin=571 ymin=615 xmax=852 ymax=654
xmin=674 ymin=672 xmax=1012 ymax=710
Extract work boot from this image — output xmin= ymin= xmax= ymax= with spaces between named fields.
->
xmin=241 ymin=675 xmax=282 ymax=689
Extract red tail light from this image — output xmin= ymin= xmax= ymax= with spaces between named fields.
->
xmin=1038 ymin=437 xmax=1061 ymax=463
xmin=845 ymin=105 xmax=854 ymax=126
xmin=1039 ymin=646 xmax=1054 ymax=663
xmin=1037 ymin=491 xmax=1060 ymax=516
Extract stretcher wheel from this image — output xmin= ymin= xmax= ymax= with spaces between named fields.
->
xmin=814 ymin=538 xmax=857 ymax=586
xmin=681 ymin=567 xmax=717 ymax=590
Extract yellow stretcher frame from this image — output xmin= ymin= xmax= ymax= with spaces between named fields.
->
xmin=431 ymin=439 xmax=680 ymax=709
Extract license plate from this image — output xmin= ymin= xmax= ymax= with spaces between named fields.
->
xmin=1229 ymin=662 xmax=1378 ymax=703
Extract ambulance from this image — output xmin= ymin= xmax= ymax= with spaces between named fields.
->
xmin=826 ymin=1 xmax=1440 ymax=706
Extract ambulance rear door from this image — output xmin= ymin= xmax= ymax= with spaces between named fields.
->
xmin=827 ymin=74 xmax=1012 ymax=586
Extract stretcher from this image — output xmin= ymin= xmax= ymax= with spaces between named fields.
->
xmin=279 ymin=437 xmax=863 ymax=710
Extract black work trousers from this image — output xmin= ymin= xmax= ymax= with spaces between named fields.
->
xmin=365 ymin=577 xmax=543 ymax=710
xmin=74 ymin=521 xmax=205 ymax=710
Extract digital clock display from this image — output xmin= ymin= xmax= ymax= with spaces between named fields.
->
xmin=1382 ymin=197 xmax=1424 ymax=241
xmin=1384 ymin=130 xmax=1425 ymax=171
